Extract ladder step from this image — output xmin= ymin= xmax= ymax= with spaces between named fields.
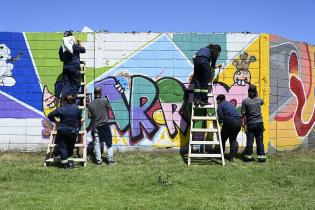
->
xmin=81 ymin=82 xmax=86 ymax=86
xmin=207 ymin=93 xmax=214 ymax=97
xmin=52 ymin=130 xmax=85 ymax=135
xmin=191 ymin=116 xmax=216 ymax=120
xmin=193 ymin=104 xmax=215 ymax=109
xmin=45 ymin=157 xmax=86 ymax=163
xmin=191 ymin=128 xmax=218 ymax=132
xmin=49 ymin=143 xmax=85 ymax=148
xmin=77 ymin=94 xmax=86 ymax=98
xmin=189 ymin=154 xmax=222 ymax=158
xmin=78 ymin=106 xmax=85 ymax=109
xmin=80 ymin=70 xmax=85 ymax=74
xmin=190 ymin=141 xmax=220 ymax=145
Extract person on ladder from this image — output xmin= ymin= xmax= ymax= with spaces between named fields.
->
xmin=48 ymin=95 xmax=82 ymax=169
xmin=216 ymin=94 xmax=241 ymax=162
xmin=86 ymin=87 xmax=116 ymax=165
xmin=192 ymin=44 xmax=222 ymax=106
xmin=58 ymin=30 xmax=86 ymax=99
xmin=241 ymin=85 xmax=266 ymax=162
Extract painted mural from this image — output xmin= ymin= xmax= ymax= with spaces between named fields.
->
xmin=0 ymin=32 xmax=313 ymax=152
xmin=269 ymin=35 xmax=315 ymax=151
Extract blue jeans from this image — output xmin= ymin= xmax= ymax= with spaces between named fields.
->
xmin=92 ymin=124 xmax=113 ymax=162
xmin=244 ymin=122 xmax=265 ymax=158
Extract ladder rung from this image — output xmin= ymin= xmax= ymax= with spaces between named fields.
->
xmin=193 ymin=104 xmax=215 ymax=109
xmin=192 ymin=116 xmax=216 ymax=120
xmin=81 ymin=82 xmax=86 ymax=86
xmin=80 ymin=70 xmax=85 ymax=74
xmin=191 ymin=128 xmax=218 ymax=132
xmin=45 ymin=157 xmax=86 ymax=163
xmin=190 ymin=141 xmax=220 ymax=145
xmin=189 ymin=154 xmax=222 ymax=158
xmin=49 ymin=143 xmax=85 ymax=148
xmin=52 ymin=130 xmax=85 ymax=135
xmin=207 ymin=93 xmax=214 ymax=97
xmin=78 ymin=106 xmax=85 ymax=109
xmin=77 ymin=94 xmax=85 ymax=98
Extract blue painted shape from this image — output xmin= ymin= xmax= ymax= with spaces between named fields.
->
xmin=95 ymin=34 xmax=194 ymax=83
xmin=0 ymin=32 xmax=42 ymax=112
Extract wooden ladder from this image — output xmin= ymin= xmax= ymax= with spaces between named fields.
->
xmin=188 ymin=81 xmax=225 ymax=166
xmin=44 ymin=62 xmax=87 ymax=167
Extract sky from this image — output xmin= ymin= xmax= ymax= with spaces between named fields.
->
xmin=2 ymin=0 xmax=315 ymax=44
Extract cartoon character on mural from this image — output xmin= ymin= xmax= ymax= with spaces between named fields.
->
xmin=232 ymin=52 xmax=255 ymax=86
xmin=0 ymin=44 xmax=22 ymax=86
xmin=41 ymin=86 xmax=58 ymax=138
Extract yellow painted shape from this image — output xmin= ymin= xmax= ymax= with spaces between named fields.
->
xmin=152 ymin=109 xmax=166 ymax=125
xmin=259 ymin=34 xmax=270 ymax=152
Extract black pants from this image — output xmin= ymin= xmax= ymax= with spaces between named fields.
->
xmin=93 ymin=124 xmax=113 ymax=148
xmin=61 ymin=67 xmax=81 ymax=97
xmin=55 ymin=131 xmax=77 ymax=161
xmin=221 ymin=119 xmax=241 ymax=159
xmin=193 ymin=57 xmax=213 ymax=103
xmin=244 ymin=122 xmax=265 ymax=158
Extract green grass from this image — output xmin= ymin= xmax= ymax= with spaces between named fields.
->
xmin=0 ymin=150 xmax=314 ymax=210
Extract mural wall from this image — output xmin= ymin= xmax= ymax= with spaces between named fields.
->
xmin=0 ymin=32 xmax=313 ymax=152
xmin=269 ymin=35 xmax=315 ymax=151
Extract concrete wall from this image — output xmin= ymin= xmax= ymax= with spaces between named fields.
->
xmin=0 ymin=32 xmax=313 ymax=152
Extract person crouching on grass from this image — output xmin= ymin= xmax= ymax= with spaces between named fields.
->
xmin=48 ymin=95 xmax=82 ymax=169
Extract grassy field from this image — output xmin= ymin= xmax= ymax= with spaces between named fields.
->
xmin=0 ymin=150 xmax=314 ymax=210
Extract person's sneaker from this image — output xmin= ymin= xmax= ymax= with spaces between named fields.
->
xmin=108 ymin=159 xmax=117 ymax=165
xmin=68 ymin=160 xmax=75 ymax=169
xmin=96 ymin=160 xmax=103 ymax=165
xmin=200 ymin=101 xmax=208 ymax=107
xmin=193 ymin=99 xmax=201 ymax=106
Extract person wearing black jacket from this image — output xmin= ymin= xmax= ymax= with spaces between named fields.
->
xmin=216 ymin=94 xmax=242 ymax=161
xmin=193 ymin=44 xmax=222 ymax=106
xmin=48 ymin=95 xmax=82 ymax=168
xmin=59 ymin=30 xmax=86 ymax=98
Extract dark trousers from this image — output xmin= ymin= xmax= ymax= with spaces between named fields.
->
xmin=93 ymin=124 xmax=113 ymax=148
xmin=55 ymin=131 xmax=77 ymax=161
xmin=244 ymin=122 xmax=265 ymax=157
xmin=61 ymin=67 xmax=81 ymax=98
xmin=193 ymin=58 xmax=213 ymax=103
xmin=221 ymin=119 xmax=241 ymax=158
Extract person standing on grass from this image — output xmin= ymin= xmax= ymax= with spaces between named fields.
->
xmin=86 ymin=87 xmax=116 ymax=165
xmin=216 ymin=94 xmax=242 ymax=162
xmin=241 ymin=85 xmax=266 ymax=162
xmin=59 ymin=30 xmax=86 ymax=98
xmin=48 ymin=95 xmax=82 ymax=169
xmin=193 ymin=44 xmax=222 ymax=106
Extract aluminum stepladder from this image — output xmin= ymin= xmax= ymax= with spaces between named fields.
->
xmin=188 ymin=80 xmax=225 ymax=166
xmin=44 ymin=61 xmax=87 ymax=167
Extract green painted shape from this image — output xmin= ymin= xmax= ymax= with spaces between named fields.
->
xmin=173 ymin=33 xmax=227 ymax=63
xmin=156 ymin=78 xmax=185 ymax=103
xmin=25 ymin=32 xmax=87 ymax=91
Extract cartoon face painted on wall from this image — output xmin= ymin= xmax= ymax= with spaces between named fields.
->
xmin=232 ymin=52 xmax=256 ymax=86
xmin=0 ymin=44 xmax=15 ymax=86
xmin=42 ymin=86 xmax=57 ymax=117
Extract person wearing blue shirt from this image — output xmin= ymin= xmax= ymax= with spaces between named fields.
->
xmin=193 ymin=44 xmax=222 ymax=106
xmin=59 ymin=30 xmax=86 ymax=98
xmin=48 ymin=95 xmax=82 ymax=168
xmin=216 ymin=94 xmax=241 ymax=161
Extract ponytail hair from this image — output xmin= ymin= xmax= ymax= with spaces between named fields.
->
xmin=64 ymin=95 xmax=74 ymax=104
xmin=208 ymin=44 xmax=221 ymax=60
